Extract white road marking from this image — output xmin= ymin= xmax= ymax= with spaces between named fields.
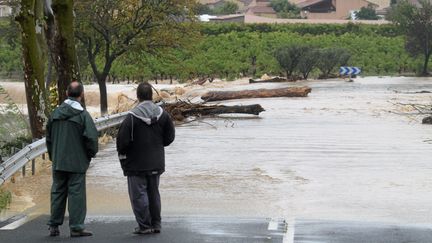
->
xmin=0 ymin=215 xmax=28 ymax=230
xmin=283 ymin=218 xmax=295 ymax=243
xmin=268 ymin=218 xmax=279 ymax=231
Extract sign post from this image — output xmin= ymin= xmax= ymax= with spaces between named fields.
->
xmin=339 ymin=67 xmax=361 ymax=81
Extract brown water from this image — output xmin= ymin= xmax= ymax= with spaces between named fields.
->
xmin=3 ymin=77 xmax=432 ymax=225
xmin=84 ymin=77 xmax=432 ymax=224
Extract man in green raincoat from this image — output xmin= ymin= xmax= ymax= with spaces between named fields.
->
xmin=46 ymin=81 xmax=98 ymax=237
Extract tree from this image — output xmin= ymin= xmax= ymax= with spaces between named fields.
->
xmin=355 ymin=4 xmax=379 ymax=20
xmin=51 ymin=0 xmax=81 ymax=103
xmin=317 ymin=48 xmax=351 ymax=78
xmin=270 ymin=0 xmax=301 ymax=18
xmin=15 ymin=0 xmax=49 ymax=138
xmin=75 ymin=0 xmax=198 ymax=115
xmin=297 ymin=46 xmax=319 ymax=79
xmin=10 ymin=0 xmax=81 ymax=138
xmin=213 ymin=1 xmax=239 ymax=15
xmin=195 ymin=3 xmax=212 ymax=15
xmin=274 ymin=45 xmax=307 ymax=78
xmin=388 ymin=0 xmax=432 ymax=76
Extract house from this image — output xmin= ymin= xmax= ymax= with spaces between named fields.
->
xmin=295 ymin=0 xmax=379 ymax=19
xmin=0 ymin=5 xmax=12 ymax=17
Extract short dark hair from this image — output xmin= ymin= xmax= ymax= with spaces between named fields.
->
xmin=67 ymin=82 xmax=84 ymax=98
xmin=137 ymin=82 xmax=153 ymax=101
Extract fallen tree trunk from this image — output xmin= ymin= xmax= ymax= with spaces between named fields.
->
xmin=201 ymin=86 xmax=311 ymax=102
xmin=249 ymin=77 xmax=292 ymax=83
xmin=114 ymin=95 xmax=265 ymax=122
xmin=163 ymin=101 xmax=265 ymax=121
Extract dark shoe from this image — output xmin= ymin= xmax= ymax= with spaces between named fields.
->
xmin=49 ymin=226 xmax=59 ymax=237
xmin=133 ymin=227 xmax=153 ymax=235
xmin=70 ymin=229 xmax=93 ymax=237
xmin=153 ymin=228 xmax=161 ymax=234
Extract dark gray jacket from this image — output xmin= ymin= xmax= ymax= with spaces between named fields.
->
xmin=116 ymin=101 xmax=175 ymax=176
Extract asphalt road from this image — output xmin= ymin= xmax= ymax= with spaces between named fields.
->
xmin=2 ymin=215 xmax=432 ymax=242
xmin=294 ymin=219 xmax=432 ymax=243
xmin=0 ymin=215 xmax=286 ymax=243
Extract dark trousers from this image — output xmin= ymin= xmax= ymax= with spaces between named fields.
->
xmin=127 ymin=175 xmax=161 ymax=230
xmin=48 ymin=170 xmax=86 ymax=231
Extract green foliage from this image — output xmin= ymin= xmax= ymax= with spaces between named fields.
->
xmin=0 ymin=190 xmax=12 ymax=212
xmin=274 ymin=45 xmax=305 ymax=77
xmin=270 ymin=0 xmax=301 ymax=19
xmin=213 ymin=1 xmax=239 ymax=15
xmin=0 ymin=20 xmax=425 ymax=82
xmin=317 ymin=48 xmax=351 ymax=78
xmin=388 ymin=0 xmax=432 ymax=75
xmin=297 ymin=47 xmax=320 ymax=79
xmin=195 ymin=3 xmax=213 ymax=15
xmin=200 ymin=22 xmax=401 ymax=37
xmin=86 ymin=23 xmax=418 ymax=80
xmin=0 ymin=18 xmax=22 ymax=77
xmin=0 ymin=85 xmax=30 ymax=157
xmin=355 ymin=5 xmax=380 ymax=20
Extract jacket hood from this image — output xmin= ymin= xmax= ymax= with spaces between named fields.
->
xmin=129 ymin=101 xmax=163 ymax=125
xmin=52 ymin=99 xmax=84 ymax=120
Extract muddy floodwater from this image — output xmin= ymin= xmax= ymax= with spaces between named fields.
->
xmin=4 ymin=77 xmax=432 ymax=225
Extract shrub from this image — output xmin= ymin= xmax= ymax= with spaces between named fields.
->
xmin=317 ymin=48 xmax=351 ymax=78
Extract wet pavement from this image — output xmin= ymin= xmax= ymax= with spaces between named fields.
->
xmin=0 ymin=216 xmax=286 ymax=243
xmin=2 ymin=215 xmax=432 ymax=243
xmin=294 ymin=219 xmax=432 ymax=243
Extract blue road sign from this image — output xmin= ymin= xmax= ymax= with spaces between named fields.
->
xmin=339 ymin=67 xmax=361 ymax=76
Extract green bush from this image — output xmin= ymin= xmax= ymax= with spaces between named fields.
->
xmin=0 ymin=189 xmax=11 ymax=212
xmin=317 ymin=48 xmax=351 ymax=78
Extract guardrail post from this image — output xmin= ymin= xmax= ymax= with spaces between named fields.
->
xmin=22 ymin=164 xmax=26 ymax=176
xmin=32 ymin=159 xmax=35 ymax=175
xmin=42 ymin=153 xmax=45 ymax=160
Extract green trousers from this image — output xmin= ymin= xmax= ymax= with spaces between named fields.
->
xmin=48 ymin=170 xmax=86 ymax=231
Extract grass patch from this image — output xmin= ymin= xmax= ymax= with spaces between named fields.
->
xmin=0 ymin=189 xmax=12 ymax=212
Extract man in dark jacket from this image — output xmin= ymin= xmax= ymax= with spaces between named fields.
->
xmin=46 ymin=81 xmax=98 ymax=237
xmin=117 ymin=82 xmax=175 ymax=234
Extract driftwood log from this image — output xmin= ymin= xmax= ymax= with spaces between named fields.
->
xmin=163 ymin=101 xmax=265 ymax=121
xmin=249 ymin=77 xmax=292 ymax=83
xmin=201 ymin=86 xmax=312 ymax=102
xmin=114 ymin=94 xmax=265 ymax=121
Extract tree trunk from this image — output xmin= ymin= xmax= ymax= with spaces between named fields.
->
xmin=98 ymin=77 xmax=108 ymax=115
xmin=16 ymin=0 xmax=49 ymax=139
xmin=422 ymin=51 xmax=431 ymax=76
xmin=249 ymin=77 xmax=291 ymax=83
xmin=163 ymin=102 xmax=265 ymax=121
xmin=251 ymin=55 xmax=257 ymax=77
xmin=201 ymin=87 xmax=312 ymax=102
xmin=52 ymin=0 xmax=80 ymax=104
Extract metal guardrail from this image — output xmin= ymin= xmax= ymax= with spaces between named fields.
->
xmin=0 ymin=112 xmax=129 ymax=185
